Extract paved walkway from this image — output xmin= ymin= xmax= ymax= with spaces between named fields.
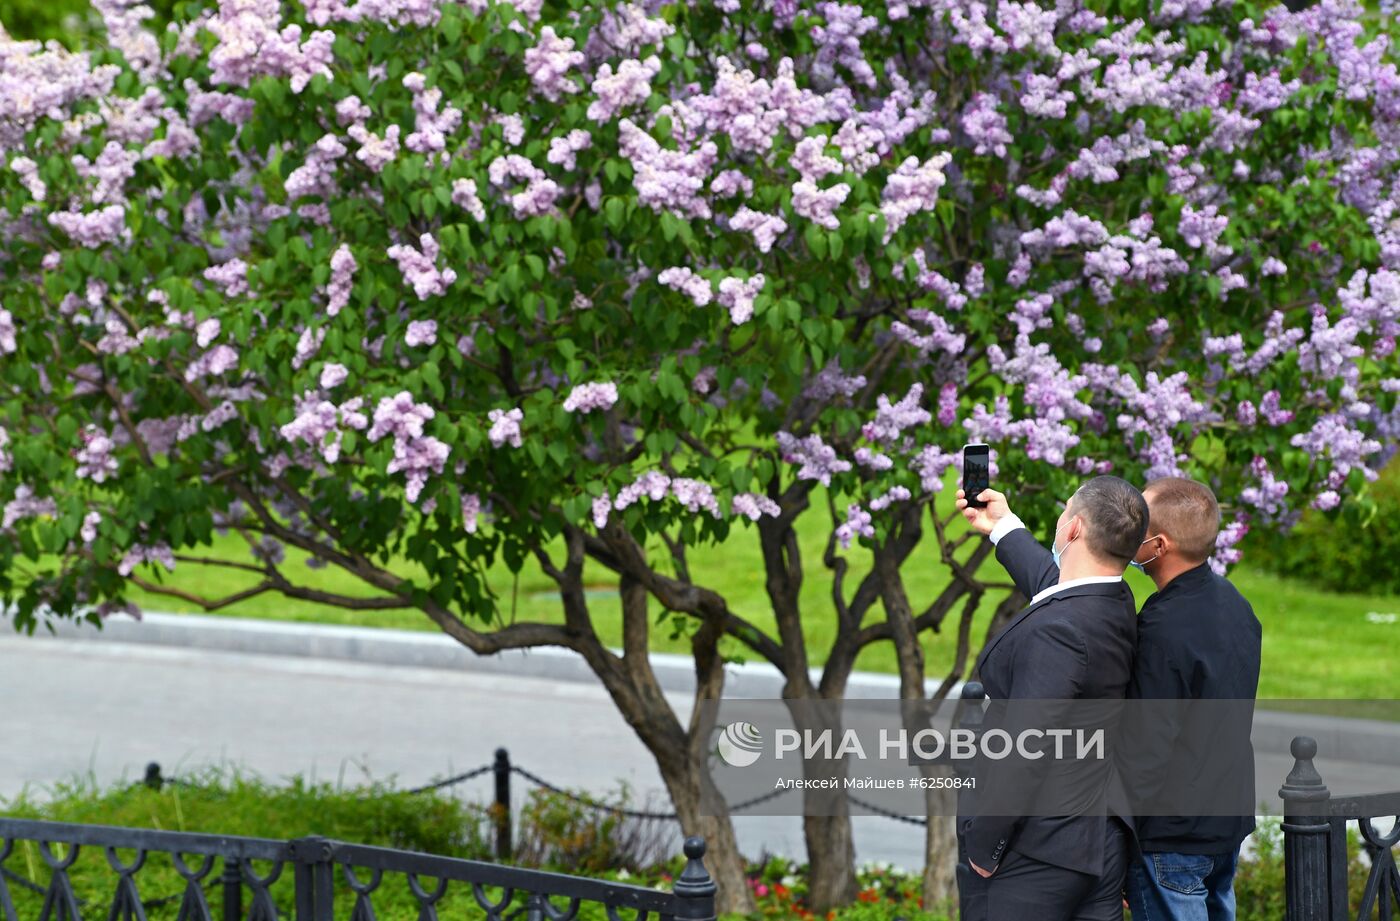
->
xmin=0 ymin=635 xmax=926 ymax=868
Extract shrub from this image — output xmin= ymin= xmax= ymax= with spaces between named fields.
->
xmin=512 ymin=784 xmax=677 ymax=874
xmin=1248 ymin=461 xmax=1400 ymax=596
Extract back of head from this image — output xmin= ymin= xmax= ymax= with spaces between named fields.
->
xmin=1142 ymin=477 xmax=1221 ymax=563
xmin=1073 ymin=475 xmax=1150 ymax=567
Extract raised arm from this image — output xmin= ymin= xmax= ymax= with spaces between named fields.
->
xmin=956 ymin=488 xmax=1059 ymax=599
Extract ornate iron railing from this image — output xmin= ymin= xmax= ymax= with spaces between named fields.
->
xmin=0 ymin=818 xmax=716 ymax=921
xmin=1280 ymin=736 xmax=1400 ymax=921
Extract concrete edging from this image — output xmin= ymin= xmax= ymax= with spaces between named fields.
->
xmin=22 ymin=611 xmax=924 ymax=699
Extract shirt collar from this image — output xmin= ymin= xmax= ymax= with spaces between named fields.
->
xmin=1157 ymin=560 xmax=1214 ymax=594
xmin=1030 ymin=575 xmax=1123 ymax=607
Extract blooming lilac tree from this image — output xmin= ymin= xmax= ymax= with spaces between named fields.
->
xmin=3 ymin=0 xmax=1400 ymax=909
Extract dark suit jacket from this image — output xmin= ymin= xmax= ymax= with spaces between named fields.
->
xmin=991 ymin=531 xmax=1263 ymax=855
xmin=959 ymin=529 xmax=1137 ymax=877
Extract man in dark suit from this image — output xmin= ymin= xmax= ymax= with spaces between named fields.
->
xmin=954 ymin=475 xmax=1147 ymax=921
xmin=964 ymin=477 xmax=1262 ymax=921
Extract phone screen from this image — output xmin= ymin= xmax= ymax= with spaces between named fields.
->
xmin=964 ymin=445 xmax=990 ymax=508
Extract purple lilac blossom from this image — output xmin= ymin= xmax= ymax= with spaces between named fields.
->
xmin=562 ymin=382 xmax=619 ymax=413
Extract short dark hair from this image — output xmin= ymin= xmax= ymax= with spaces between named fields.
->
xmin=1071 ymin=475 xmax=1150 ymax=566
xmin=1142 ymin=477 xmax=1220 ymax=562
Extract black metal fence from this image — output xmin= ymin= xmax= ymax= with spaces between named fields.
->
xmin=135 ymin=680 xmax=993 ymax=854
xmin=1281 ymin=735 xmax=1400 ymax=921
xmin=0 ymin=819 xmax=715 ymax=921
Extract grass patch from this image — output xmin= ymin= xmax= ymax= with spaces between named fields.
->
xmin=105 ymin=486 xmax=1399 ymax=699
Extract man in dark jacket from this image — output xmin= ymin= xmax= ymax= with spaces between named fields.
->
xmin=955 ymin=475 xmax=1146 ymax=921
xmin=959 ymin=477 xmax=1262 ymax=921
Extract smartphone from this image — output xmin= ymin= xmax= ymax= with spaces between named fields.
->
xmin=963 ymin=443 xmax=991 ymax=508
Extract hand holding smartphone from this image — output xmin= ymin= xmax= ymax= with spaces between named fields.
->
xmin=963 ymin=443 xmax=990 ymax=508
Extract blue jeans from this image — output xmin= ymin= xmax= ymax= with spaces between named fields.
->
xmin=1126 ymin=851 xmax=1239 ymax=921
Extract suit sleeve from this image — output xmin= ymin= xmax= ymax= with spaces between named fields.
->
xmin=963 ymin=616 xmax=1087 ymax=871
xmin=994 ymin=528 xmax=1060 ymax=601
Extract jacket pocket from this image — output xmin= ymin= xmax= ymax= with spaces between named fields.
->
xmin=1152 ymin=853 xmax=1213 ymax=895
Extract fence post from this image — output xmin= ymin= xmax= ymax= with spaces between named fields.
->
xmin=289 ymin=837 xmax=335 ymax=921
xmin=494 ymin=748 xmax=512 ymax=861
xmin=671 ymin=837 xmax=717 ymax=921
xmin=221 ymin=858 xmax=242 ymax=921
xmin=1279 ymin=736 xmax=1333 ymax=921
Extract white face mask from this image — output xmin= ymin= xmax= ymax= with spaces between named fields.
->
xmin=1050 ymin=520 xmax=1076 ymax=568
xmin=1129 ymin=536 xmax=1162 ymax=572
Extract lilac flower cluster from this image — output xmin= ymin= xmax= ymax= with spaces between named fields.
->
xmin=204 ymin=258 xmax=250 ymax=297
xmin=862 ymin=384 xmax=932 ymax=443
xmin=488 ymin=154 xmax=561 ymax=217
xmin=731 ymin=492 xmax=782 ymax=521
xmin=587 ymin=57 xmax=661 ymax=122
xmin=366 ymin=392 xmax=450 ymax=503
xmin=488 ymin=407 xmax=524 ymax=448
xmin=1240 ymin=456 xmax=1291 ymax=519
xmin=562 ymin=382 xmax=619 ymax=414
xmin=835 ymin=503 xmax=875 ymax=548
xmin=280 ymin=393 xmax=369 ymax=465
xmin=405 ymin=319 xmax=438 ymax=347
xmin=804 ymin=362 xmax=867 ymax=403
xmin=730 ymin=207 xmax=788 ymax=252
xmin=451 ymin=179 xmax=487 ymax=221
xmin=547 ymin=130 xmax=592 ymax=171
xmin=75 ymin=426 xmax=119 ymax=483
xmin=526 ymin=27 xmax=585 ymax=102
xmin=324 ymin=245 xmax=357 ymax=316
xmin=3 ymin=485 xmax=57 ymax=530
xmin=117 ymin=542 xmax=176 ymax=576
xmin=402 ymin=73 xmax=462 ymax=158
xmin=961 ymin=93 xmax=1012 ymax=157
xmin=658 ymin=266 xmax=712 ymax=306
xmin=811 ymin=3 xmax=879 ymax=88
xmin=618 ymin=120 xmax=717 ymax=220
xmin=1210 ymin=516 xmax=1249 ymax=576
xmin=48 ymin=205 xmax=131 ymax=248
xmin=206 ymin=0 xmax=334 ymax=92
xmin=775 ymin=432 xmax=852 ymax=486
xmin=386 ymin=233 xmax=457 ymax=300
xmin=879 ymin=153 xmax=952 ymax=243
xmin=461 ymin=493 xmax=482 ymax=533
xmin=590 ymin=470 xmax=754 ymax=528
xmin=717 ymin=274 xmax=765 ymax=324
xmin=0 ymin=310 xmax=15 ymax=355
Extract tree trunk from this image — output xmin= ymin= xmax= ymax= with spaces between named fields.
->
xmin=921 ymin=800 xmax=958 ymax=912
xmin=540 ymin=542 xmax=757 ymax=915
xmin=759 ymin=509 xmax=860 ymax=912
xmin=804 ymin=814 xmax=858 ymax=909
xmin=651 ymin=736 xmax=754 ymax=914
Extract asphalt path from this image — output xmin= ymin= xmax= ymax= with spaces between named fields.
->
xmin=0 ymin=635 xmax=927 ymax=868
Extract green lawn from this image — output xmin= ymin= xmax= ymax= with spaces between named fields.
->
xmin=116 ymin=492 xmax=1400 ymax=700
